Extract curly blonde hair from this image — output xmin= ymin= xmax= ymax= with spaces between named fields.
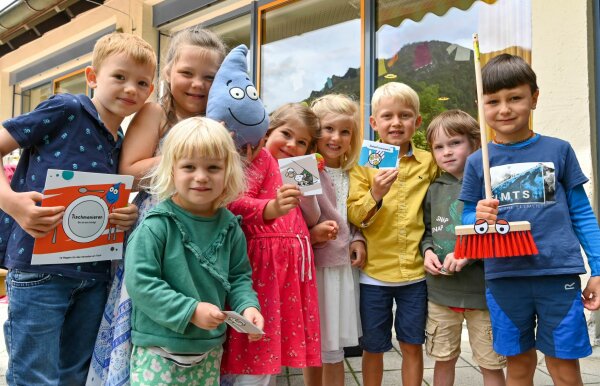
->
xmin=149 ymin=117 xmax=245 ymax=208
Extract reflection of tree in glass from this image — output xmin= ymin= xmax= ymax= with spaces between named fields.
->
xmin=305 ymin=41 xmax=478 ymax=150
xmin=377 ymin=41 xmax=477 ymax=150
xmin=302 ymin=41 xmax=530 ymax=151
xmin=306 ymin=68 xmax=360 ymax=106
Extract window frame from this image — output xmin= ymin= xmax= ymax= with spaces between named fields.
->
xmin=14 ymin=64 xmax=90 ymax=116
xmin=202 ymin=4 xmax=255 ymax=81
xmin=52 ymin=68 xmax=88 ymax=96
xmin=256 ymin=0 xmax=369 ymax=135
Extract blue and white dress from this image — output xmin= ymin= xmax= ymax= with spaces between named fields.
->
xmin=86 ymin=128 xmax=168 ymax=386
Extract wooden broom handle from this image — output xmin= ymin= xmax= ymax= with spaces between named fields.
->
xmin=473 ymin=34 xmax=492 ymax=199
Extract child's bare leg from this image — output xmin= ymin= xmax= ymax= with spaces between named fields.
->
xmin=322 ymin=362 xmax=345 ymax=386
xmin=399 ymin=342 xmax=423 ymax=386
xmin=480 ymin=367 xmax=506 ymax=386
xmin=362 ymin=351 xmax=383 ymax=386
xmin=506 ymin=349 xmax=536 ymax=386
xmin=302 ymin=366 xmax=323 ymax=386
xmin=545 ymin=356 xmax=583 ymax=386
xmin=433 ymin=357 xmax=458 ymax=386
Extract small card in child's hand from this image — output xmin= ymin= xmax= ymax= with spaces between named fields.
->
xmin=223 ymin=311 xmax=265 ymax=334
xmin=278 ymin=154 xmax=322 ymax=196
xmin=358 ymin=140 xmax=400 ymax=169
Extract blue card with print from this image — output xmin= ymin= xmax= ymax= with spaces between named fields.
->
xmin=358 ymin=140 xmax=400 ymax=169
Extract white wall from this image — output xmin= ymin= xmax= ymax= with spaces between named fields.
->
xmin=532 ymin=0 xmax=594 ymax=191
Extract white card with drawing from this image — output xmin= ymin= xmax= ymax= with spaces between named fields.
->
xmin=278 ymin=154 xmax=322 ymax=196
xmin=223 ymin=311 xmax=265 ymax=335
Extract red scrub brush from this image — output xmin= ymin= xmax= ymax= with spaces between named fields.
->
xmin=454 ymin=34 xmax=538 ymax=259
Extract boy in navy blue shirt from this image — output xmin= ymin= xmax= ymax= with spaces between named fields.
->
xmin=460 ymin=54 xmax=600 ymax=386
xmin=0 ymin=32 xmax=156 ymax=385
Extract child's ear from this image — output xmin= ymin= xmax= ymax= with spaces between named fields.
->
xmin=415 ymin=114 xmax=423 ymax=128
xmin=85 ymin=66 xmax=98 ymax=89
xmin=369 ymin=115 xmax=378 ymax=132
xmin=531 ymin=89 xmax=540 ymax=110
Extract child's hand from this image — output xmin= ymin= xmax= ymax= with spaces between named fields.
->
xmin=476 ymin=199 xmax=499 ymax=222
xmin=190 ymin=302 xmax=227 ymax=330
xmin=370 ymin=169 xmax=398 ymax=203
xmin=310 ymin=220 xmax=338 ymax=244
xmin=109 ymin=204 xmax=139 ymax=231
xmin=6 ymin=191 xmax=64 ymax=238
xmin=423 ymin=249 xmax=442 ymax=275
xmin=442 ymin=252 xmax=468 ymax=273
xmin=244 ymin=138 xmax=265 ymax=163
xmin=582 ymin=276 xmax=600 ymax=311
xmin=349 ymin=240 xmax=366 ymax=269
xmin=242 ymin=307 xmax=265 ymax=342
xmin=264 ymin=184 xmax=302 ymax=220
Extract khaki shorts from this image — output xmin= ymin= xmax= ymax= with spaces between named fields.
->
xmin=425 ymin=301 xmax=506 ymax=369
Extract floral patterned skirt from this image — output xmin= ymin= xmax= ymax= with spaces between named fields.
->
xmin=130 ymin=345 xmax=222 ymax=386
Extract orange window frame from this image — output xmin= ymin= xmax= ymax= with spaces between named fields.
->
xmin=52 ymin=68 xmax=88 ymax=96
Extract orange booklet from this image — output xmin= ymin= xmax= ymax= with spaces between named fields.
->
xmin=32 ymin=169 xmax=133 ymax=265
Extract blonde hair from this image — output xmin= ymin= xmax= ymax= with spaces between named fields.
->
xmin=311 ymin=94 xmax=362 ymax=170
xmin=160 ymin=26 xmax=227 ymax=128
xmin=92 ymin=32 xmax=156 ymax=73
xmin=149 ymin=117 xmax=245 ymax=208
xmin=426 ymin=109 xmax=481 ymax=152
xmin=371 ymin=82 xmax=420 ymax=116
xmin=266 ymin=103 xmax=321 ymax=153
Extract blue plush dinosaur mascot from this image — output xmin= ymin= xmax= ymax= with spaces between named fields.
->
xmin=206 ymin=44 xmax=269 ymax=148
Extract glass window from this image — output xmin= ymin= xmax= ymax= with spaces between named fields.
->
xmin=376 ymin=0 xmax=531 ymax=148
xmin=53 ymin=69 xmax=87 ymax=96
xmin=259 ymin=0 xmax=361 ymax=112
xmin=158 ymin=31 xmax=171 ymax=75
xmin=21 ymin=82 xmax=52 ymax=114
xmin=210 ymin=13 xmax=251 ymax=51
xmin=210 ymin=13 xmax=252 ymax=74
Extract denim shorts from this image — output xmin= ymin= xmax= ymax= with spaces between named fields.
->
xmin=359 ymin=281 xmax=427 ymax=353
xmin=486 ymin=274 xmax=591 ymax=359
xmin=4 ymin=269 xmax=108 ymax=386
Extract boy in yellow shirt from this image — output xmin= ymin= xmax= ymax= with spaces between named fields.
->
xmin=348 ymin=82 xmax=437 ymax=386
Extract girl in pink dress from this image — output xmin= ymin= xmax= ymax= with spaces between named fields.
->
xmin=221 ymin=103 xmax=321 ymax=385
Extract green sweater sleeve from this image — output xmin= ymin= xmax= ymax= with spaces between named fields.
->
xmin=225 ymin=224 xmax=260 ymax=314
xmin=125 ymin=222 xmax=198 ymax=334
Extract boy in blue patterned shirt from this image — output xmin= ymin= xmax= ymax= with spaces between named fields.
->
xmin=0 ymin=32 xmax=156 ymax=385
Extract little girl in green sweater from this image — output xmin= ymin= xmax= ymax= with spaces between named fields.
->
xmin=125 ymin=117 xmax=263 ymax=386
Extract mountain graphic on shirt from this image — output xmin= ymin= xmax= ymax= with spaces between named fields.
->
xmin=491 ymin=162 xmax=555 ymax=206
